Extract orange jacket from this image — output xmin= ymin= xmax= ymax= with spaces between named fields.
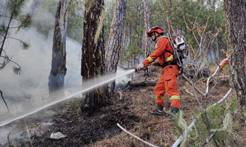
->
xmin=143 ymin=37 xmax=174 ymax=66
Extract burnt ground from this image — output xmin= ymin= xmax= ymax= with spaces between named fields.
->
xmin=20 ymin=100 xmax=140 ymax=147
xmin=2 ymin=67 xmax=246 ymax=147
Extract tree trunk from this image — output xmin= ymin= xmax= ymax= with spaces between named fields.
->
xmin=104 ymin=0 xmax=127 ymax=94
xmin=143 ymin=0 xmax=151 ymax=75
xmin=48 ymin=0 xmax=68 ymax=93
xmin=81 ymin=0 xmax=105 ymax=111
xmin=212 ymin=0 xmax=220 ymax=63
xmin=224 ymin=0 xmax=246 ymax=108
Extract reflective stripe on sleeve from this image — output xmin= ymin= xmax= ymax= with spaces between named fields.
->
xmin=147 ymin=57 xmax=153 ymax=62
xmin=166 ymin=55 xmax=173 ymax=62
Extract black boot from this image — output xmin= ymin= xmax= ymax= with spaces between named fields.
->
xmin=171 ymin=107 xmax=180 ymax=118
xmin=150 ymin=105 xmax=165 ymax=116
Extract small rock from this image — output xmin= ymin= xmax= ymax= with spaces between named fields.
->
xmin=50 ymin=132 xmax=67 ymax=139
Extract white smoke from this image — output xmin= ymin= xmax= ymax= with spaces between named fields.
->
xmin=0 ymin=26 xmax=82 ymax=110
xmin=0 ymin=27 xmax=82 ymax=144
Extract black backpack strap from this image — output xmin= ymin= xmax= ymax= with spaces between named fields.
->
xmin=161 ymin=62 xmax=177 ymax=68
xmin=163 ymin=40 xmax=174 ymax=64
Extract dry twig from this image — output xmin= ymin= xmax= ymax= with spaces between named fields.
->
xmin=0 ymin=90 xmax=9 ymax=112
xmin=117 ymin=123 xmax=158 ymax=147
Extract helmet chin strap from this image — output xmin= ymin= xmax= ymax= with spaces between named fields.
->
xmin=152 ymin=32 xmax=160 ymax=42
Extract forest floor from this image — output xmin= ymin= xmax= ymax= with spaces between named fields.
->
xmin=2 ymin=66 xmax=246 ymax=147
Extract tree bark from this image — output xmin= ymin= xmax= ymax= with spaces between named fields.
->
xmin=143 ymin=0 xmax=151 ymax=75
xmin=224 ymin=0 xmax=246 ymax=108
xmin=104 ymin=0 xmax=127 ymax=94
xmin=48 ymin=0 xmax=68 ymax=93
xmin=81 ymin=0 xmax=105 ymax=111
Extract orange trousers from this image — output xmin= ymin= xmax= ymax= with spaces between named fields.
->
xmin=154 ymin=65 xmax=180 ymax=109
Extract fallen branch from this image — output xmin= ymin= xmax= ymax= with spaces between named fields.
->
xmin=121 ymin=80 xmax=157 ymax=91
xmin=117 ymin=123 xmax=158 ymax=147
xmin=172 ymin=88 xmax=232 ymax=147
xmin=0 ymin=90 xmax=9 ymax=112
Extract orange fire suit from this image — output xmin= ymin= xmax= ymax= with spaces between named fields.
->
xmin=143 ymin=37 xmax=180 ymax=109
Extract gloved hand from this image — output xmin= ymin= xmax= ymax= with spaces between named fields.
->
xmin=135 ymin=63 xmax=145 ymax=71
xmin=151 ymin=62 xmax=161 ymax=67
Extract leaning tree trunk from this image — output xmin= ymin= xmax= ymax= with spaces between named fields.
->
xmin=224 ymin=0 xmax=246 ymax=108
xmin=143 ymin=0 xmax=151 ymax=75
xmin=81 ymin=0 xmax=105 ymax=111
xmin=48 ymin=0 xmax=68 ymax=93
xmin=104 ymin=0 xmax=127 ymax=94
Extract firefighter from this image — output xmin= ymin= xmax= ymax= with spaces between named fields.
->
xmin=135 ymin=26 xmax=180 ymax=116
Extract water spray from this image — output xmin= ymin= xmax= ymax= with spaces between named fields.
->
xmin=0 ymin=69 xmax=136 ymax=127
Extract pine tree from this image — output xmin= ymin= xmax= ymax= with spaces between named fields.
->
xmin=0 ymin=0 xmax=32 ymax=112
xmin=0 ymin=0 xmax=31 ymax=72
xmin=224 ymin=0 xmax=246 ymax=108
xmin=104 ymin=0 xmax=128 ymax=94
xmin=81 ymin=0 xmax=105 ymax=113
xmin=143 ymin=0 xmax=151 ymax=75
xmin=48 ymin=0 xmax=68 ymax=93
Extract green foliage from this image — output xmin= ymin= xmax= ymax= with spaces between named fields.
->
xmin=149 ymin=0 xmax=226 ymax=57
xmin=104 ymin=0 xmax=115 ymax=38
xmin=120 ymin=0 xmax=145 ymax=64
xmin=67 ymin=10 xmax=84 ymax=41
xmin=13 ymin=66 xmax=21 ymax=75
xmin=32 ymin=0 xmax=84 ymax=40
xmin=31 ymin=0 xmax=57 ymax=37
xmin=21 ymin=41 xmax=30 ymax=50
xmin=7 ymin=0 xmax=27 ymax=17
xmin=0 ymin=0 xmax=32 ymax=73
xmin=123 ymin=35 xmax=144 ymax=61
xmin=177 ymin=111 xmax=189 ymax=147
xmin=16 ymin=14 xmax=32 ymax=32
xmin=0 ymin=24 xmax=6 ymax=34
xmin=67 ymin=0 xmax=84 ymax=41
xmin=185 ymin=98 xmax=238 ymax=146
xmin=105 ymin=0 xmax=226 ymax=66
xmin=65 ymin=98 xmax=82 ymax=115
